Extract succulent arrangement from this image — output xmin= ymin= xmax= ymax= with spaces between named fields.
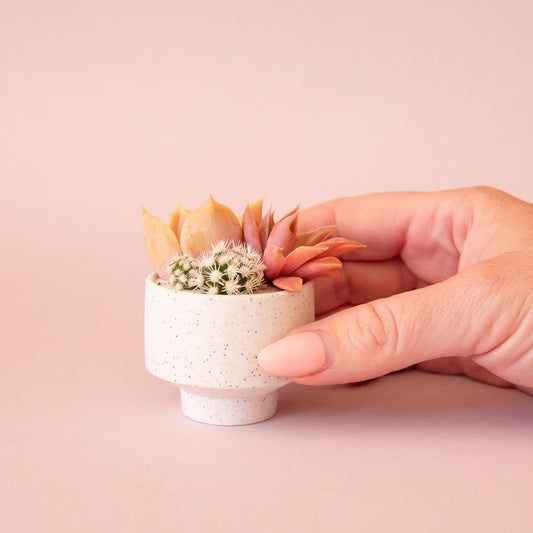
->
xmin=142 ymin=197 xmax=363 ymax=294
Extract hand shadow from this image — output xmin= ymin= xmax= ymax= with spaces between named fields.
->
xmin=276 ymin=369 xmax=533 ymax=431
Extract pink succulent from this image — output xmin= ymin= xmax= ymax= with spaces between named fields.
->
xmin=242 ymin=204 xmax=364 ymax=292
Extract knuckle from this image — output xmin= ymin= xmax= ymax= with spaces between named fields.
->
xmin=348 ymin=300 xmax=400 ymax=363
xmin=470 ymin=185 xmax=501 ymax=198
xmin=469 ymin=185 xmax=506 ymax=205
xmin=467 ymin=185 xmax=517 ymax=221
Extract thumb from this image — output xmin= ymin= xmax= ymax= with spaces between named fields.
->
xmin=257 ymin=259 xmax=526 ymax=386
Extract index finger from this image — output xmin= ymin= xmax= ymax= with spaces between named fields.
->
xmin=298 ymin=190 xmax=453 ymax=262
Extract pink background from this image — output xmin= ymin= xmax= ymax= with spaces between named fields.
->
xmin=2 ymin=2 xmax=533 ymax=531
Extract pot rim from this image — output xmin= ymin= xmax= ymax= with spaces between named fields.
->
xmin=145 ymin=273 xmax=313 ymax=300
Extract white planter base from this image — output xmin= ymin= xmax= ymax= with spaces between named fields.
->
xmin=180 ymin=388 xmax=278 ymax=426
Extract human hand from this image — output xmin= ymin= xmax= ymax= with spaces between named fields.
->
xmin=258 ymin=187 xmax=533 ymax=394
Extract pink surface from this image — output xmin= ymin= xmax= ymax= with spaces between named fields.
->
xmin=2 ymin=2 xmax=533 ymax=531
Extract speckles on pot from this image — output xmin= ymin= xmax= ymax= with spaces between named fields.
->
xmin=145 ymin=274 xmax=314 ymax=425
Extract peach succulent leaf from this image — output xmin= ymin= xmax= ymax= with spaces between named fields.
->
xmin=293 ymin=225 xmax=336 ymax=248
xmin=280 ymin=245 xmax=329 ymax=276
xmin=168 ymin=204 xmax=190 ymax=239
xmin=263 ymin=244 xmax=286 ymax=280
xmin=265 ymin=209 xmax=298 ymax=254
xmin=248 ymin=197 xmax=264 ymax=226
xmin=257 ymin=209 xmax=274 ymax=251
xmin=179 ymin=196 xmax=243 ymax=256
xmin=292 ymin=256 xmax=343 ymax=280
xmin=272 ymin=276 xmax=303 ymax=292
xmin=277 ymin=205 xmax=299 ymax=221
xmin=242 ymin=204 xmax=263 ymax=253
xmin=315 ymin=237 xmax=365 ymax=258
xmin=141 ymin=207 xmax=181 ymax=280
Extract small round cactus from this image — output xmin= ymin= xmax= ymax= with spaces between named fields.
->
xmin=168 ymin=242 xmax=266 ymax=295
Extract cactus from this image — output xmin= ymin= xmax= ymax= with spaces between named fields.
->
xmin=168 ymin=242 xmax=266 ymax=295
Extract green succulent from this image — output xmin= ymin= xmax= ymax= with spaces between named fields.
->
xmin=168 ymin=242 xmax=266 ymax=295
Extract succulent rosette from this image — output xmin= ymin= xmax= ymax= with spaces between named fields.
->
xmin=142 ymin=196 xmax=363 ymax=294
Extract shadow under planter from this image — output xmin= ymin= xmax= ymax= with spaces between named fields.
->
xmin=144 ymin=274 xmax=315 ymax=425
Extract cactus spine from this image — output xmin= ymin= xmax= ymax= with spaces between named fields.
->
xmin=168 ymin=242 xmax=265 ymax=295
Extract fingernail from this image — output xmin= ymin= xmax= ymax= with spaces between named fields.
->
xmin=258 ymin=332 xmax=327 ymax=377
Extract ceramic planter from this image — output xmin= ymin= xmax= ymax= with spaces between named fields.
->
xmin=144 ymin=274 xmax=314 ymax=425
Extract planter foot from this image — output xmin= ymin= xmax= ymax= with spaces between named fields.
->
xmin=180 ymin=389 xmax=278 ymax=426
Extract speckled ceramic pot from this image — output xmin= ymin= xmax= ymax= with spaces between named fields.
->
xmin=144 ymin=274 xmax=314 ymax=425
